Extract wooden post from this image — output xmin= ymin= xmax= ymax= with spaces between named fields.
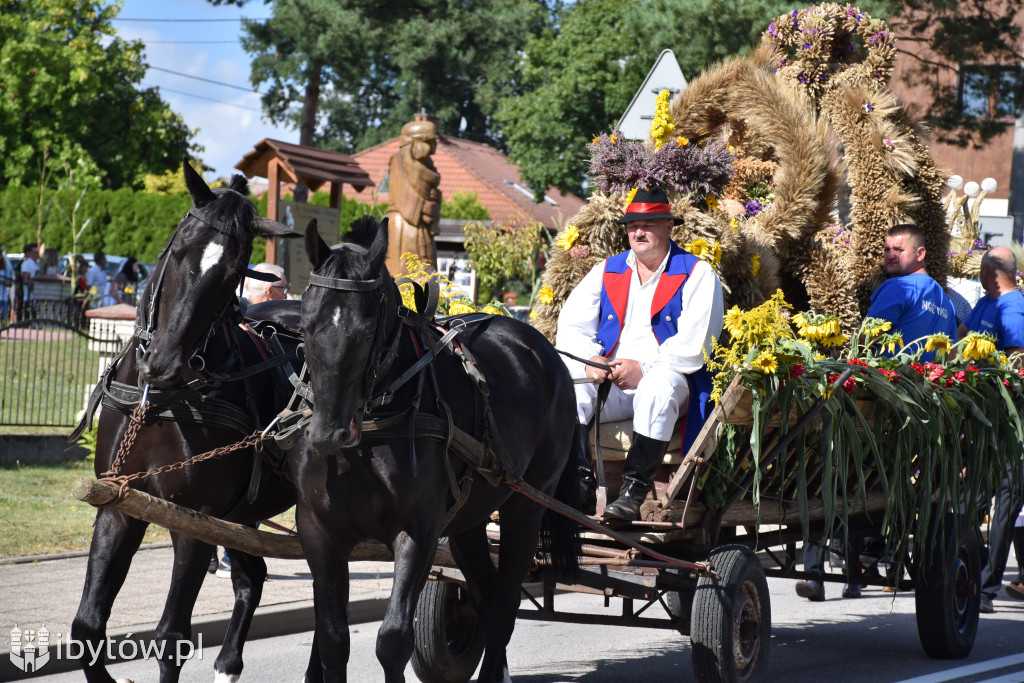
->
xmin=266 ymin=158 xmax=280 ymax=265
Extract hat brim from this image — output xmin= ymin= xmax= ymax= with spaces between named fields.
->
xmin=616 ymin=212 xmax=684 ymax=226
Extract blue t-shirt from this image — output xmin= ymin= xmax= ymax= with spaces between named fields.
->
xmin=866 ymin=272 xmax=957 ymax=361
xmin=962 ymin=290 xmax=1024 ymax=350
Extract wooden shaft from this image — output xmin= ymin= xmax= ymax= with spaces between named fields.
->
xmin=71 ymin=478 xmax=456 ymax=566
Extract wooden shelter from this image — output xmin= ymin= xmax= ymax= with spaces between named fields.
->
xmin=235 ymin=139 xmax=373 ymax=261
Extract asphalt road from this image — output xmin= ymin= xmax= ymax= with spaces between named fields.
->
xmin=34 ymin=574 xmax=1024 ymax=683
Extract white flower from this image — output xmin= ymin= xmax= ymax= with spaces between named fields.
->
xmin=981 ymin=177 xmax=998 ymax=193
xmin=946 ymin=175 xmax=964 ymax=191
xmin=963 ymin=181 xmax=981 ymax=198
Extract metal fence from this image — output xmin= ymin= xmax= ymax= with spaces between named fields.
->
xmin=0 ymin=303 xmax=126 ymax=428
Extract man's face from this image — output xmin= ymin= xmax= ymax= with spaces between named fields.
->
xmin=269 ymin=279 xmax=288 ymax=301
xmin=883 ymin=234 xmax=925 ymax=277
xmin=27 ymin=247 xmax=39 ymax=261
xmin=627 ymin=218 xmax=674 ymax=261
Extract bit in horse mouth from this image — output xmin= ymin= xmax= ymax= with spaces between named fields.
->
xmin=341 ymin=416 xmax=361 ymax=448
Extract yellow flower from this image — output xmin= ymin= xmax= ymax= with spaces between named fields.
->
xmin=706 ymin=194 xmax=720 ymax=211
xmin=684 ymin=237 xmax=711 ymax=260
xmin=924 ymin=333 xmax=951 ymax=355
xmin=711 ymin=241 xmax=722 ymax=265
xmin=752 ymin=350 xmax=778 ymax=374
xmin=999 ymin=353 xmax=1009 ymax=367
xmin=867 ymin=320 xmax=892 ymax=338
xmin=609 ymin=134 xmax=618 ymax=144
xmin=750 ymin=253 xmax=761 ymax=277
xmin=727 ymin=144 xmax=735 ymax=154
xmin=537 ymin=285 xmax=554 ymax=305
xmin=650 ymin=89 xmax=675 ymax=149
xmin=723 ymin=306 xmax=744 ymax=337
xmin=822 ymin=333 xmax=849 ymax=347
xmin=592 ymin=136 xmax=600 ymax=145
xmin=729 ymin=217 xmax=740 ymax=233
xmin=400 ymin=287 xmax=418 ymax=312
xmin=448 ymin=301 xmax=476 ymax=316
xmin=555 ymin=224 xmax=579 ymax=250
xmin=626 ymin=187 xmax=638 ymax=204
xmin=791 ymin=312 xmax=808 ymax=332
xmin=884 ymin=334 xmax=904 ymax=355
xmin=961 ymin=333 xmax=997 ymax=361
xmin=676 ymin=136 xmax=689 ymax=146
xmin=482 ymin=305 xmax=503 ymax=316
xmin=529 ymin=308 xmax=538 ymax=319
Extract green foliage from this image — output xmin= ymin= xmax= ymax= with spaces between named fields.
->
xmin=0 ymin=0 xmax=196 ymax=189
xmin=463 ymin=221 xmax=543 ymax=304
xmin=241 ymin=0 xmax=545 ymax=153
xmin=0 ymin=183 xmax=191 ymax=262
xmin=143 ymin=160 xmax=214 ymax=195
xmin=440 ymin=191 xmax=490 ymax=220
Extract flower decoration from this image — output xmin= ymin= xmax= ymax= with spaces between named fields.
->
xmin=961 ymin=332 xmax=998 ymax=362
xmin=448 ymin=300 xmax=477 ymax=316
xmin=650 ymin=89 xmax=675 ymax=149
xmin=555 ymin=224 xmax=580 ymax=250
xmin=753 ymin=350 xmax=779 ymax=374
xmin=924 ymin=333 xmax=952 ymax=358
xmin=536 ymin=285 xmax=554 ymax=305
xmin=676 ymin=136 xmax=689 ymax=146
xmin=750 ymin=253 xmax=761 ymax=277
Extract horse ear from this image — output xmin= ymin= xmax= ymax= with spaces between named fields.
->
xmin=305 ymin=219 xmax=331 ymax=269
xmin=182 ymin=160 xmax=217 ymax=207
xmin=254 ymin=216 xmax=300 ymax=238
xmin=367 ymin=216 xmax=389 ymax=272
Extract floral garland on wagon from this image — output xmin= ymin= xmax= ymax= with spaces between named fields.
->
xmin=701 ymin=290 xmax=1024 ymax=562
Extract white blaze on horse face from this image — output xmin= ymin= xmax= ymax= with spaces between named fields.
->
xmin=332 ymin=306 xmax=342 ymax=327
xmin=199 ymin=242 xmax=225 ymax=276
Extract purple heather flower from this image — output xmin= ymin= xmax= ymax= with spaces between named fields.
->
xmin=802 ymin=43 xmax=811 ymax=50
xmin=818 ymin=73 xmax=827 ymax=81
xmin=797 ymin=72 xmax=809 ymax=84
xmin=744 ymin=199 xmax=763 ymax=215
xmin=792 ymin=8 xmax=799 ymax=27
xmin=847 ymin=44 xmax=855 ymax=52
xmin=768 ymin=22 xmax=777 ymax=37
xmin=863 ymin=102 xmax=873 ymax=112
xmin=780 ymin=58 xmax=787 ymax=66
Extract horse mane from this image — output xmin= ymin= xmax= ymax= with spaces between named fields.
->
xmin=228 ymin=174 xmax=251 ymax=196
xmin=344 ymin=215 xmax=380 ymax=250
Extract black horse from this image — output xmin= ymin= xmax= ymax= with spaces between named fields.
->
xmin=71 ymin=163 xmax=313 ymax=682
xmin=296 ymin=216 xmax=581 ymax=682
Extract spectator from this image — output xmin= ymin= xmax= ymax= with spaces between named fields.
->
xmin=111 ymin=257 xmax=142 ymax=305
xmin=243 ymin=263 xmax=288 ymax=305
xmin=0 ymin=250 xmax=14 ymax=322
xmin=85 ymin=251 xmax=114 ymax=307
xmin=72 ymin=256 xmax=90 ymax=325
xmin=20 ymin=243 xmax=40 ymax=318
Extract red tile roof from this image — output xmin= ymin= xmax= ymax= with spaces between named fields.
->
xmin=337 ymin=135 xmax=585 ymax=228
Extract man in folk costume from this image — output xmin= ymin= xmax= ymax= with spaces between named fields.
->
xmin=557 ymin=187 xmax=724 ymax=522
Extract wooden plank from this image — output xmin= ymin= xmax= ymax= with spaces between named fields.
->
xmin=659 ymin=374 xmax=745 ymax=508
xmin=718 ymin=490 xmax=888 ymax=526
xmin=71 ymin=478 xmax=457 ymax=566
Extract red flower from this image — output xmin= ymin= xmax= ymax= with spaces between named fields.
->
xmin=966 ymin=366 xmax=979 ymax=373
xmin=827 ymin=373 xmax=838 ymax=384
xmin=910 ymin=362 xmax=926 ymax=374
xmin=953 ymin=371 xmax=967 ymax=382
xmin=880 ymin=368 xmax=900 ymax=383
xmin=843 ymin=376 xmax=857 ymax=394
xmin=1004 ymin=379 xmax=1011 ymax=387
xmin=945 ymin=377 xmax=955 ymax=387
xmin=847 ymin=358 xmax=869 ymax=367
xmin=790 ymin=364 xmax=805 ymax=378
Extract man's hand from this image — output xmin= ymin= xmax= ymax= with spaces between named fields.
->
xmin=609 ymin=358 xmax=643 ymax=390
xmin=585 ymin=355 xmax=612 ymax=384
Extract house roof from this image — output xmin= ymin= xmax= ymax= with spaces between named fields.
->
xmin=339 ymin=135 xmax=585 ymax=228
xmin=236 ymin=138 xmax=373 ymax=192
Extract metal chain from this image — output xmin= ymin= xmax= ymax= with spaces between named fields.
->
xmin=102 ymin=431 xmax=265 ymax=503
xmin=102 ymin=399 xmax=150 ymax=479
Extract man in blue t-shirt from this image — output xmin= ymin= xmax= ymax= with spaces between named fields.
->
xmin=865 ymin=223 xmax=956 ymax=361
xmin=960 ymin=245 xmax=1024 ymax=613
xmin=959 ymin=246 xmax=1024 ymax=355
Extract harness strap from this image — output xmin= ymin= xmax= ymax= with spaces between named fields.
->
xmin=365 ymin=325 xmax=462 ymax=409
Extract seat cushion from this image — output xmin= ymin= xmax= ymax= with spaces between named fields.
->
xmin=589 ymin=419 xmax=684 ymax=465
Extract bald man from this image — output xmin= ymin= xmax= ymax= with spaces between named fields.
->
xmin=958 ymin=245 xmax=1024 ymax=357
xmin=960 ymin=245 xmax=1024 ymax=614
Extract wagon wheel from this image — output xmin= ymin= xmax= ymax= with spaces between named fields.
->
xmin=412 ymin=580 xmax=485 ymax=683
xmin=690 ymin=545 xmax=771 ymax=683
xmin=914 ymin=515 xmax=981 ymax=659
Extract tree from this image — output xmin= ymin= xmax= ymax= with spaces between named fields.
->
xmin=0 ymin=0 xmax=196 ymax=189
xmin=236 ymin=0 xmax=546 ymax=154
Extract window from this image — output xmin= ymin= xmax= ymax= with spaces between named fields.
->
xmin=960 ymin=65 xmax=1021 ymax=119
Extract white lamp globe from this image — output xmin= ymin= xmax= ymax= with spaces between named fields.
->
xmin=946 ymin=175 xmax=964 ymax=190
xmin=964 ymin=181 xmax=981 ymax=198
xmin=981 ymin=177 xmax=998 ymax=193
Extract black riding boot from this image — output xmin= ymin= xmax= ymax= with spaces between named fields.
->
xmin=602 ymin=432 xmax=670 ymax=522
xmin=575 ymin=423 xmax=598 ymax=515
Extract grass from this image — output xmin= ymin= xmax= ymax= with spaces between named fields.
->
xmin=0 ymin=460 xmax=298 ymax=558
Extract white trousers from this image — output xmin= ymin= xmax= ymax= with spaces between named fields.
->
xmin=575 ymin=371 xmax=689 ymax=442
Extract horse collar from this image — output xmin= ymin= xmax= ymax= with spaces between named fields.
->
xmin=307 ymin=272 xmax=382 ymax=292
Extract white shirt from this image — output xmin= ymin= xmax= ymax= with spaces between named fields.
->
xmin=556 ymin=249 xmax=724 ymax=378
xmin=85 ymin=264 xmax=107 ymax=291
xmin=21 ymin=257 xmax=39 ymax=280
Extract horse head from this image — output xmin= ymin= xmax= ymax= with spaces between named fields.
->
xmin=300 ymin=215 xmax=393 ymax=456
xmin=137 ymin=162 xmax=297 ymax=388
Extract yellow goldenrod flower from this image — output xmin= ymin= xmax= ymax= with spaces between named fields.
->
xmin=400 ymin=287 xmax=418 ymax=312
xmin=752 ymin=350 xmax=778 ymax=374
xmin=555 ymin=224 xmax=579 ymax=250
xmin=609 ymin=134 xmax=618 ymax=144
xmin=529 ymin=308 xmax=538 ymax=319
xmin=924 ymin=333 xmax=951 ymax=355
xmin=750 ymin=253 xmax=761 ymax=277
xmin=650 ymin=89 xmax=675 ymax=149
xmin=676 ymin=136 xmax=689 ymax=146
xmin=537 ymin=285 xmax=554 ymax=305
xmin=448 ymin=301 xmax=476 ymax=316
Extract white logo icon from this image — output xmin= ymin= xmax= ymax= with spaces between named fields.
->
xmin=10 ymin=624 xmax=51 ymax=673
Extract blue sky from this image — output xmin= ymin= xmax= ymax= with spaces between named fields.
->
xmin=110 ymin=0 xmax=295 ymax=180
